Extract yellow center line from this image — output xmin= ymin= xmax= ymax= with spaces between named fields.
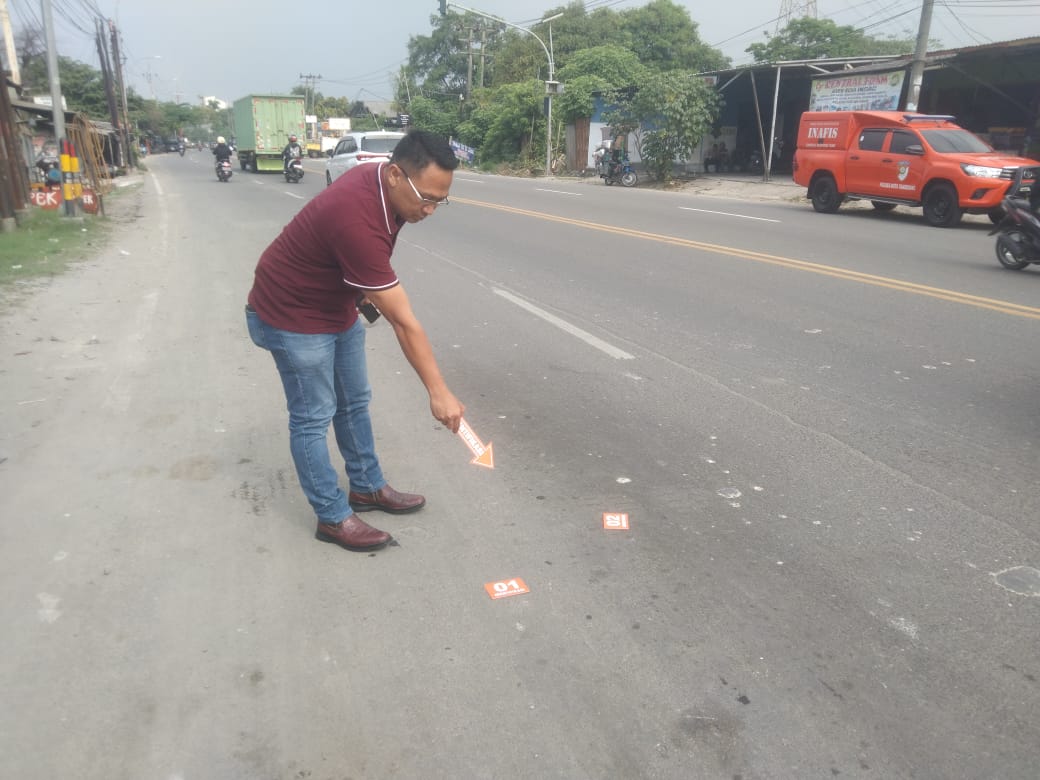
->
xmin=453 ymin=196 xmax=1040 ymax=321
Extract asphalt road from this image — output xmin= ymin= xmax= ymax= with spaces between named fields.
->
xmin=1 ymin=150 xmax=1038 ymax=779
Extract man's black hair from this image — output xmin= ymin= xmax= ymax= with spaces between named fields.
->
xmin=391 ymin=129 xmax=459 ymax=172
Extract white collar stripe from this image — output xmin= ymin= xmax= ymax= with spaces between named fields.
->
xmin=376 ymin=162 xmax=393 ymax=235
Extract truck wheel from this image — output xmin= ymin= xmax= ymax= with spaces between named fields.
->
xmin=922 ymin=183 xmax=961 ymax=227
xmin=810 ymin=175 xmax=842 ymax=213
xmin=870 ymin=201 xmax=897 ymax=211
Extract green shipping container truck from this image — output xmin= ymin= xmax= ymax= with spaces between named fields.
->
xmin=231 ymin=94 xmax=306 ymax=172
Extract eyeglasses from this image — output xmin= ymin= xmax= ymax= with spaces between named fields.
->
xmin=401 ymin=169 xmax=449 ymax=207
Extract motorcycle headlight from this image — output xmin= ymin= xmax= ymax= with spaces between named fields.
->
xmin=961 ymin=163 xmax=1003 ymax=178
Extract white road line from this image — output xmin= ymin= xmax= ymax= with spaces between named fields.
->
xmin=679 ymin=206 xmax=780 ymax=223
xmin=535 ymin=188 xmax=582 ymax=196
xmin=284 ymin=191 xmax=305 ymax=199
xmin=492 ymin=288 xmax=635 ymax=360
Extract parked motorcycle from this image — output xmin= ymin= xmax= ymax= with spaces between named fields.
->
xmin=216 ymin=159 xmax=233 ymax=182
xmin=747 ymin=148 xmax=767 ymax=174
xmin=284 ymin=157 xmax=304 ymax=184
xmin=601 ymin=155 xmax=637 ymax=187
xmin=748 ymin=137 xmax=784 ymax=175
xmin=989 ymin=166 xmax=1040 ymax=270
xmin=36 ymin=157 xmax=62 ymax=187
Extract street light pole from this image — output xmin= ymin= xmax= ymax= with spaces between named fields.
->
xmin=449 ymin=3 xmax=562 ymax=177
xmin=544 ymin=13 xmax=563 ymax=177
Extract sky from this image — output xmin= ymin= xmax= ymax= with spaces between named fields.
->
xmin=10 ymin=0 xmax=1039 ymax=107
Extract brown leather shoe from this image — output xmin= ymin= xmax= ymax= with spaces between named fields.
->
xmin=348 ymin=484 xmax=426 ymax=514
xmin=315 ymin=514 xmax=391 ymax=551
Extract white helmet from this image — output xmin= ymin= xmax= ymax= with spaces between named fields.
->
xmin=217 ymin=136 xmax=226 ymax=144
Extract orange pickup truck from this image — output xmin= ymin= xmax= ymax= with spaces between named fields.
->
xmin=791 ymin=111 xmax=1039 ymax=227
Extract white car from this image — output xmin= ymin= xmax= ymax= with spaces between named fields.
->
xmin=325 ymin=131 xmax=406 ymax=185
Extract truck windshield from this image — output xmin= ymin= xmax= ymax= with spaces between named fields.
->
xmin=919 ymin=129 xmax=993 ymax=154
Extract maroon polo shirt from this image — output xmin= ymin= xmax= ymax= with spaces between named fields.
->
xmin=248 ymin=163 xmax=403 ymax=333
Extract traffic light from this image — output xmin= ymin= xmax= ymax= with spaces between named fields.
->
xmin=439 ymin=0 xmax=446 ymax=14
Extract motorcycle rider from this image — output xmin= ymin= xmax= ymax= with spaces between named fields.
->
xmin=593 ymin=140 xmax=610 ymax=176
xmin=282 ymin=134 xmax=303 ymax=173
xmin=213 ymin=136 xmax=234 ymax=177
xmin=606 ymin=138 xmax=625 ymax=178
xmin=213 ymin=136 xmax=233 ymax=162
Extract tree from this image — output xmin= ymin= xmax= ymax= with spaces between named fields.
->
xmin=401 ymin=11 xmax=487 ymax=101
xmin=313 ymin=95 xmax=351 ymax=120
xmin=14 ymin=26 xmax=45 ymax=69
xmin=541 ymin=3 xmax=628 ymax=64
xmin=189 ymin=101 xmax=232 ymax=142
xmin=456 ymin=81 xmax=543 ymax=166
xmin=491 ymin=28 xmax=548 ymax=87
xmin=557 ymin=44 xmax=647 ymax=88
xmin=398 ymin=0 xmax=731 ymax=172
xmin=492 ymin=2 xmax=628 ymax=86
xmin=620 ymin=0 xmax=729 ymax=72
xmin=404 ymin=94 xmax=458 ymax=137
xmin=554 ymin=45 xmax=647 ymax=123
xmin=746 ymin=17 xmax=918 ymax=62
xmin=603 ymin=71 xmax=719 ymax=182
xmin=20 ymin=55 xmax=110 ymax=119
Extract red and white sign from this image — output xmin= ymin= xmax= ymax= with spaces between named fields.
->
xmin=81 ymin=188 xmax=98 ymax=215
xmin=30 ymin=189 xmax=62 ymax=210
xmin=602 ymin=512 xmax=630 ymax=530
xmin=484 ymin=578 xmax=529 ymax=600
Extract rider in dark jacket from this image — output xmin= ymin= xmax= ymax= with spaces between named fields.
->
xmin=282 ymin=134 xmax=303 ymax=171
xmin=213 ymin=137 xmax=233 ymax=162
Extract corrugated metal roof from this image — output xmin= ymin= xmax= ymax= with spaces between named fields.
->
xmin=704 ymin=36 xmax=1040 ymax=78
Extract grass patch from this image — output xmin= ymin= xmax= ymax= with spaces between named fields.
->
xmin=0 ymin=198 xmax=122 ymax=288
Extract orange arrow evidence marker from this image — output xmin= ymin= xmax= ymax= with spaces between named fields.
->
xmin=457 ymin=417 xmax=495 ymax=469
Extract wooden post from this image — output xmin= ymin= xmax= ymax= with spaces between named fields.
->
xmin=0 ymin=73 xmax=26 ymax=215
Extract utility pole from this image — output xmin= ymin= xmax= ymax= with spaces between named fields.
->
xmin=299 ymin=72 xmax=321 ymax=141
xmin=904 ymin=0 xmax=934 ymax=111
xmin=41 ymin=0 xmax=72 ymax=216
xmin=478 ymin=25 xmax=487 ymax=90
xmin=144 ymin=61 xmax=156 ymax=99
xmin=298 ymin=72 xmax=322 ymax=114
xmin=95 ymin=19 xmax=122 ymax=166
xmin=465 ymin=26 xmax=474 ymax=98
xmin=0 ymin=0 xmax=20 ymax=83
xmin=109 ymin=21 xmax=134 ymax=167
xmin=0 ymin=61 xmax=28 ymax=227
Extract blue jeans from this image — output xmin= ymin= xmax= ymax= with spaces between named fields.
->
xmin=246 ymin=308 xmax=385 ymax=524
